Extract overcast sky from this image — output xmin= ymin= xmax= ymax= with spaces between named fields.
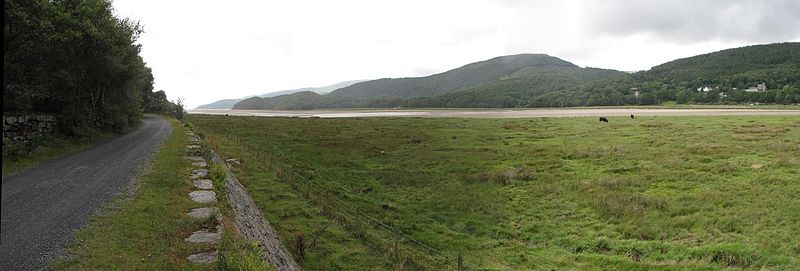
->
xmin=111 ymin=0 xmax=800 ymax=108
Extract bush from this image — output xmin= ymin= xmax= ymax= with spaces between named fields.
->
xmin=2 ymin=140 xmax=35 ymax=161
xmin=218 ymin=238 xmax=274 ymax=271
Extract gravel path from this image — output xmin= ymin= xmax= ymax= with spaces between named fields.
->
xmin=0 ymin=115 xmax=171 ymax=270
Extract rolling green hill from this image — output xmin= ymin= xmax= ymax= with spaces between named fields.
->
xmin=232 ymin=42 xmax=800 ymax=110
xmin=530 ymin=42 xmax=800 ymax=107
xmin=196 ymin=80 xmax=368 ymax=109
xmin=195 ymin=99 xmax=243 ymax=109
xmin=640 ymin=42 xmax=800 ymax=83
xmin=404 ymin=67 xmax=626 ymax=108
xmin=233 ymin=54 xmax=623 ymax=109
xmin=328 ymin=54 xmax=578 ymax=99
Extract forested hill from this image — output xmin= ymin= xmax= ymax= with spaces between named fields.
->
xmin=327 ymin=54 xmax=579 ymax=99
xmin=234 ymin=54 xmax=623 ymax=109
xmin=196 ymin=80 xmax=368 ymax=109
xmin=530 ymin=42 xmax=800 ymax=107
xmin=641 ymin=42 xmax=800 ymax=83
xmin=234 ymin=42 xmax=800 ymax=109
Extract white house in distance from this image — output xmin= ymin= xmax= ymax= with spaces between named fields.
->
xmin=697 ymin=86 xmax=713 ymax=92
xmin=745 ymin=82 xmax=768 ymax=92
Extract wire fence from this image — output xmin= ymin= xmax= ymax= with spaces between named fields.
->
xmin=210 ymin=133 xmax=479 ymax=270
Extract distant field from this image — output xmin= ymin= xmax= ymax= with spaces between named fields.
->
xmin=188 ymin=107 xmax=800 ymax=119
xmin=190 ymin=115 xmax=800 ymax=270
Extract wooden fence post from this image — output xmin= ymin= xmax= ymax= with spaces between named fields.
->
xmin=393 ymin=226 xmax=399 ymax=261
xmin=305 ymin=178 xmax=310 ymax=198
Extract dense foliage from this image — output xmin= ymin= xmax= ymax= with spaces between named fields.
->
xmin=4 ymin=0 xmax=179 ymax=137
xmin=233 ymin=43 xmax=800 ymax=110
xmin=531 ymin=43 xmax=800 ymax=107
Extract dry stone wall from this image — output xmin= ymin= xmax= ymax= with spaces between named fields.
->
xmin=3 ymin=114 xmax=56 ymax=145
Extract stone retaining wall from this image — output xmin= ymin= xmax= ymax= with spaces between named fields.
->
xmin=3 ymin=114 xmax=56 ymax=145
xmin=209 ymin=150 xmax=301 ymax=271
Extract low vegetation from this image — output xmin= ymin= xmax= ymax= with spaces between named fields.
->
xmin=51 ymin=119 xmax=267 ymax=270
xmin=51 ymin=119 xmax=201 ymax=270
xmin=2 ymin=133 xmax=115 ymax=176
xmin=190 ymin=114 xmax=800 ymax=270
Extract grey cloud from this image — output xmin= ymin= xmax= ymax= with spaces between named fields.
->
xmin=584 ymin=0 xmax=800 ymax=42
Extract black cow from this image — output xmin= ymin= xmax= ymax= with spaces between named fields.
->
xmin=630 ymin=114 xmax=635 ymax=119
xmin=599 ymin=117 xmax=609 ymax=123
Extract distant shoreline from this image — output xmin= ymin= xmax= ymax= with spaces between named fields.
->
xmin=188 ymin=107 xmax=800 ymax=118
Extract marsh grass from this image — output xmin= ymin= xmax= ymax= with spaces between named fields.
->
xmin=190 ymin=115 xmax=800 ymax=270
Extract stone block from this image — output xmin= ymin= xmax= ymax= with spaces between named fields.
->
xmin=187 ymin=251 xmax=219 ymax=263
xmin=189 ymin=190 xmax=217 ymax=203
xmin=185 ymin=230 xmax=221 ymax=244
xmin=193 ymin=179 xmax=214 ymax=190
xmin=187 ymin=207 xmax=219 ymax=219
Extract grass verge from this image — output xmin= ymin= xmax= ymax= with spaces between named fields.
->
xmin=2 ymin=133 xmax=117 ymax=177
xmin=50 ymin=118 xmax=210 ymax=270
xmin=50 ymin=118 xmax=278 ymax=270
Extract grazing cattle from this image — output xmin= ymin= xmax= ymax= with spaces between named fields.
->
xmin=599 ymin=117 xmax=609 ymax=123
xmin=630 ymin=114 xmax=635 ymax=119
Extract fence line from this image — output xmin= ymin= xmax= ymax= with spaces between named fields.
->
xmin=213 ymin=133 xmax=475 ymax=270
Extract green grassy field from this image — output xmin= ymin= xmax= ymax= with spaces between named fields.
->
xmin=190 ymin=114 xmax=800 ymax=270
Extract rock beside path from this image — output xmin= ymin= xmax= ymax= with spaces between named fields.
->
xmin=187 ymin=207 xmax=219 ymax=219
xmin=185 ymin=229 xmax=222 ymax=244
xmin=193 ymin=179 xmax=214 ymax=190
xmin=190 ymin=169 xmax=208 ymax=179
xmin=187 ymin=251 xmax=219 ymax=263
xmin=189 ymin=190 xmax=217 ymax=203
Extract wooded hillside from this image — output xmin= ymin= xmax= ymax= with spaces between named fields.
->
xmin=232 ymin=43 xmax=800 ymax=110
xmin=4 ymin=0 xmax=179 ymax=139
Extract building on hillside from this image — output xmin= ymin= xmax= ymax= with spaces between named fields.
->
xmin=744 ymin=82 xmax=767 ymax=92
xmin=697 ymin=86 xmax=713 ymax=92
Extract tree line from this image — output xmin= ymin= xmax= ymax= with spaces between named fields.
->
xmin=4 ymin=0 xmax=181 ymax=140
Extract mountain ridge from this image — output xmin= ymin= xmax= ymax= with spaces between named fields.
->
xmin=194 ymin=79 xmax=368 ymax=109
xmin=232 ymin=42 xmax=800 ymax=110
xmin=234 ymin=54 xmax=606 ymax=109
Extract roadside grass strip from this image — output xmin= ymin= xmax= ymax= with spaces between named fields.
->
xmin=51 ymin=119 xmax=217 ymax=270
